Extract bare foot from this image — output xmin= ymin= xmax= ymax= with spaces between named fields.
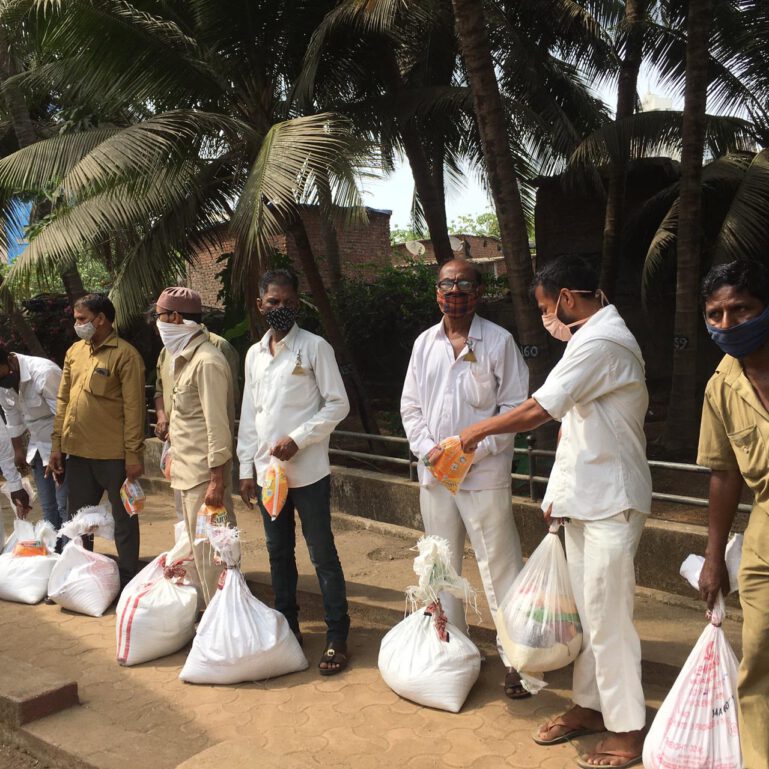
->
xmin=579 ymin=731 xmax=644 ymax=767
xmin=536 ymin=704 xmax=605 ymax=743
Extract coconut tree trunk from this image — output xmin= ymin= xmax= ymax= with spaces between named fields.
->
xmin=600 ymin=0 xmax=646 ymax=296
xmin=0 ymin=278 xmax=45 ymax=356
xmin=316 ymin=171 xmax=343 ymax=291
xmin=289 ymin=218 xmax=380 ymax=436
xmin=664 ymin=0 xmax=713 ymax=453
xmin=451 ymin=0 xmax=550 ymax=386
xmin=383 ymin=53 xmax=454 ymax=264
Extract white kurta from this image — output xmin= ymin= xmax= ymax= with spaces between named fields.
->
xmin=401 ymin=314 xmax=529 ymax=666
xmin=0 ymin=417 xmax=23 ymax=492
xmin=533 ymin=305 xmax=651 ymax=732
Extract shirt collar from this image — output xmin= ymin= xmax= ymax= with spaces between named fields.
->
xmin=719 ymin=354 xmax=769 ymax=420
xmin=91 ymin=330 xmax=118 ymax=352
xmin=259 ymin=323 xmax=300 ymax=353
xmin=434 ymin=313 xmax=484 ymax=342
xmin=14 ymin=354 xmax=32 ymax=384
xmin=175 ymin=331 xmax=207 ymax=362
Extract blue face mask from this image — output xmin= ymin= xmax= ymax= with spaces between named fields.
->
xmin=705 ymin=304 xmax=769 ymax=358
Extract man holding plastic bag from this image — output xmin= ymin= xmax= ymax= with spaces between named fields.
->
xmin=152 ymin=287 xmax=236 ymax=606
xmin=238 ymin=269 xmax=351 ymax=675
xmin=461 ymin=256 xmax=651 ymax=768
xmin=49 ymin=294 xmax=145 ymax=589
xmin=401 ymin=258 xmax=530 ymax=699
xmin=697 ymin=260 xmax=769 ymax=769
xmin=0 ymin=347 xmax=67 ymax=538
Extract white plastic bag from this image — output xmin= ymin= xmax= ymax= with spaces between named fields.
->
xmin=116 ymin=542 xmax=198 ymax=666
xmin=643 ymin=594 xmax=742 ymax=769
xmin=680 ymin=533 xmax=743 ymax=595
xmin=179 ymin=526 xmax=308 ymax=684
xmin=495 ymin=524 xmax=582 ymax=694
xmin=0 ymin=520 xmax=58 ymax=604
xmin=378 ymin=536 xmax=481 ymax=713
xmin=48 ymin=506 xmax=120 ymax=616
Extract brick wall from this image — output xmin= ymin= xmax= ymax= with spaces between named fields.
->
xmin=392 ymin=233 xmax=507 ymax=278
xmin=185 ymin=207 xmax=392 ymax=307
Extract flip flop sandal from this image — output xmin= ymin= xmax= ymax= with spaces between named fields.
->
xmin=532 ymin=718 xmax=600 ymax=746
xmin=318 ymin=641 xmax=349 ymax=676
xmin=504 ymin=669 xmax=532 ymax=700
xmin=575 ymin=750 xmax=642 ymax=768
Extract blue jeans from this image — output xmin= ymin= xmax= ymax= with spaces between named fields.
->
xmin=257 ymin=475 xmax=350 ymax=642
xmin=32 ymin=453 xmax=68 ymax=531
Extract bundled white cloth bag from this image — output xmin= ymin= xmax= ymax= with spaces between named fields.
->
xmin=48 ymin=506 xmax=120 ymax=616
xmin=180 ymin=526 xmax=308 ymax=684
xmin=116 ymin=527 xmax=198 ymax=666
xmin=378 ymin=536 xmax=481 ymax=713
xmin=644 ymin=593 xmax=742 ymax=769
xmin=680 ymin=533 xmax=743 ymax=595
xmin=0 ymin=519 xmax=58 ymax=604
xmin=495 ymin=523 xmax=583 ymax=694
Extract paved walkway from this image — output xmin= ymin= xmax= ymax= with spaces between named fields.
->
xmin=0 ymin=492 xmax=736 ymax=769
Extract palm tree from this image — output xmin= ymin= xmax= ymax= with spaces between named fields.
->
xmin=665 ymin=0 xmax=714 ymax=452
xmin=0 ymin=0 xmax=381 ymax=432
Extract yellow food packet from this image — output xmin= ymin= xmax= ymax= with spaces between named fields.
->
xmin=423 ymin=436 xmax=475 ymax=495
xmin=262 ymin=461 xmax=288 ymax=520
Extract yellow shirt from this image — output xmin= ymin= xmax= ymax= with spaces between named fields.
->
xmin=168 ymin=334 xmax=234 ymax=491
xmin=52 ymin=332 xmax=146 ymax=464
xmin=155 ymin=328 xmax=240 ymax=413
xmin=697 ymin=354 xmax=769 ymax=514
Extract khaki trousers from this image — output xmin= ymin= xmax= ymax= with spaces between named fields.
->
xmin=738 ymin=508 xmax=769 ymax=769
xmin=179 ymin=480 xmax=236 ymax=606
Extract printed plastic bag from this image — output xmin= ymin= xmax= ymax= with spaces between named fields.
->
xmin=116 ymin=535 xmax=198 ymax=666
xmin=261 ymin=460 xmax=288 ymax=520
xmin=643 ymin=594 xmax=742 ymax=769
xmin=423 ymin=437 xmax=474 ymax=495
xmin=120 ymin=479 xmax=145 ymax=516
xmin=495 ymin=524 xmax=582 ymax=694
xmin=680 ymin=533 xmax=743 ymax=595
xmin=0 ymin=520 xmax=58 ymax=604
xmin=48 ymin=506 xmax=120 ymax=616
xmin=179 ymin=526 xmax=308 ymax=684
xmin=0 ymin=476 xmax=37 ymax=509
xmin=194 ymin=504 xmax=229 ymax=544
xmin=378 ymin=536 xmax=481 ymax=712
xmin=160 ymin=440 xmax=172 ymax=481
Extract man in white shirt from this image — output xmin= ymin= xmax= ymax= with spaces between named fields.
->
xmin=0 ymin=348 xmax=67 ymax=536
xmin=238 ymin=269 xmax=351 ymax=676
xmin=0 ymin=415 xmax=31 ymax=515
xmin=460 ymin=256 xmax=651 ymax=769
xmin=401 ymin=258 xmax=530 ymax=699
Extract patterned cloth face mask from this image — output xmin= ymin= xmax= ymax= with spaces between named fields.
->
xmin=265 ymin=306 xmax=298 ymax=332
xmin=436 ymin=290 xmax=478 ymax=319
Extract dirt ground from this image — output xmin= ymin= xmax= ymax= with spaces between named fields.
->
xmin=0 ymin=742 xmax=52 ymax=769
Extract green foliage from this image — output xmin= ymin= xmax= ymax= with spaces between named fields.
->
xmin=389 ymin=226 xmax=424 ymax=245
xmin=449 ymin=211 xmax=500 ymax=239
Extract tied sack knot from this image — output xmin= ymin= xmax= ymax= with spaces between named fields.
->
xmin=425 ymin=600 xmax=449 ymax=642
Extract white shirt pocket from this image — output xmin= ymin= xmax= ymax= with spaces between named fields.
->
xmin=461 ymin=366 xmax=497 ymax=410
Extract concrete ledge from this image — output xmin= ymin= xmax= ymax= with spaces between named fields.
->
xmin=0 ymin=656 xmax=78 ymax=726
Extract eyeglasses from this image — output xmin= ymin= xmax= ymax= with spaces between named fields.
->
xmin=149 ymin=308 xmax=175 ymax=321
xmin=436 ymin=278 xmax=477 ymax=293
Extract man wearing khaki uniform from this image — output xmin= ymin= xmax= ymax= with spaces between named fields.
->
xmin=698 ymin=260 xmax=769 ymax=769
xmin=49 ymin=294 xmax=146 ymax=588
xmin=152 ymin=287 xmax=235 ymax=605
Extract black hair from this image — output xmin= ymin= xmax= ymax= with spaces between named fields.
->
xmin=0 ymin=347 xmax=8 ymax=366
xmin=700 ymin=260 xmax=769 ymax=307
xmin=530 ymin=255 xmax=599 ymax=300
xmin=74 ymin=293 xmax=116 ymax=323
xmin=260 ymin=269 xmax=299 ymax=296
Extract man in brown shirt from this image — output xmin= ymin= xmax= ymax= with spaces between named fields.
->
xmin=49 ymin=294 xmax=146 ymax=587
xmin=152 ymin=287 xmax=235 ymax=605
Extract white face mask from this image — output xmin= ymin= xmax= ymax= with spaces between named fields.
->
xmin=157 ymin=319 xmax=202 ymax=357
xmin=74 ymin=321 xmax=96 ymax=341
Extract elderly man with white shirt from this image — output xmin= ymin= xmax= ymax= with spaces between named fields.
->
xmin=401 ymin=258 xmax=530 ymax=698
xmin=461 ymin=256 xmax=651 ymax=769
xmin=0 ymin=348 xmax=66 ymax=536
xmin=238 ymin=269 xmax=351 ymax=676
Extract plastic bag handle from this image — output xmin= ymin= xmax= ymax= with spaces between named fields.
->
xmin=707 ymin=591 xmax=726 ymax=627
xmin=548 ymin=521 xmax=561 ymax=534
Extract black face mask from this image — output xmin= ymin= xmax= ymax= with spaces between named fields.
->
xmin=265 ymin=306 xmax=298 ymax=333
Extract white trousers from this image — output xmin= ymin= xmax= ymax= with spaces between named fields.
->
xmin=419 ymin=484 xmax=524 ymax=666
xmin=565 ymin=510 xmax=647 ymax=733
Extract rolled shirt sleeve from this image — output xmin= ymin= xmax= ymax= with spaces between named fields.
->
xmin=288 ymin=339 xmax=349 ymax=450
xmin=697 ymin=388 xmax=739 ymax=471
xmin=198 ymin=359 xmax=233 ymax=469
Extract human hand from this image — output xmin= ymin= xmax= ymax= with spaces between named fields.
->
xmin=699 ymin=553 xmax=730 ymax=610
xmin=125 ymin=462 xmax=144 ymax=482
xmin=459 ymin=426 xmax=483 ymax=453
xmin=154 ymin=411 xmax=169 ymax=441
xmin=426 ymin=445 xmax=442 ymax=464
xmin=46 ymin=451 xmax=65 ymax=484
xmin=13 ymin=446 xmax=28 ymax=473
xmin=543 ymin=504 xmax=553 ymax=527
xmin=239 ymin=478 xmax=257 ymax=510
xmin=11 ymin=488 xmax=31 ymax=518
xmin=270 ymin=437 xmax=299 ymax=462
xmin=205 ymin=476 xmax=225 ymax=509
